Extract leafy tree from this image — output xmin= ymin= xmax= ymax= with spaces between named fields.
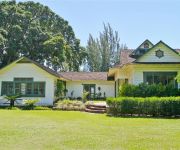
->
xmin=0 ymin=1 xmax=85 ymax=71
xmin=86 ymin=23 xmax=127 ymax=71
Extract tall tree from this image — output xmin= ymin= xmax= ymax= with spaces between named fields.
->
xmin=0 ymin=1 xmax=85 ymax=71
xmin=86 ymin=23 xmax=127 ymax=71
xmin=86 ymin=34 xmax=101 ymax=71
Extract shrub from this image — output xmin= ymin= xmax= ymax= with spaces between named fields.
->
xmin=23 ymin=99 xmax=39 ymax=110
xmin=119 ymin=84 xmax=137 ymax=97
xmin=34 ymin=106 xmax=51 ymax=110
xmin=106 ymin=97 xmax=180 ymax=117
xmin=82 ymin=91 xmax=89 ymax=102
xmin=55 ymin=80 xmax=66 ymax=97
xmin=119 ymin=83 xmax=180 ymax=97
xmin=53 ymin=100 xmax=85 ymax=111
xmin=6 ymin=107 xmax=21 ymax=110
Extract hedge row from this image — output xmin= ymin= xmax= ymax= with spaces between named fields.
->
xmin=119 ymin=83 xmax=180 ymax=97
xmin=106 ymin=97 xmax=180 ymax=117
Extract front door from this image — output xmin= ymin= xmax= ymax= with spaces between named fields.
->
xmin=83 ymin=84 xmax=96 ymax=99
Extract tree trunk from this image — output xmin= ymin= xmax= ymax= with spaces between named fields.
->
xmin=10 ymin=100 xmax=14 ymax=107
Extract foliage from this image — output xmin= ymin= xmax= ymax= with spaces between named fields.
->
xmin=175 ymin=74 xmax=180 ymax=83
xmin=6 ymin=107 xmax=20 ymax=110
xmin=33 ymin=106 xmax=51 ymax=110
xmin=23 ymin=99 xmax=39 ymax=110
xmin=119 ymin=83 xmax=180 ymax=97
xmin=86 ymin=23 xmax=127 ymax=71
xmin=82 ymin=90 xmax=89 ymax=102
xmin=53 ymin=100 xmax=85 ymax=111
xmin=55 ymin=80 xmax=66 ymax=97
xmin=0 ymin=1 xmax=86 ymax=71
xmin=106 ymin=97 xmax=180 ymax=117
xmin=4 ymin=95 xmax=21 ymax=107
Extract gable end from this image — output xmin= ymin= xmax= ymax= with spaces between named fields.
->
xmin=135 ymin=41 xmax=180 ymax=63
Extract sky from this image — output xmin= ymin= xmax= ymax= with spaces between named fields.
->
xmin=17 ymin=0 xmax=180 ymax=49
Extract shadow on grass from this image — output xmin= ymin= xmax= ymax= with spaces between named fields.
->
xmin=106 ymin=114 xmax=180 ymax=119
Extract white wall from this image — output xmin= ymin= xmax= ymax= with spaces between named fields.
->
xmin=0 ymin=63 xmax=56 ymax=106
xmin=66 ymin=80 xmax=115 ymax=98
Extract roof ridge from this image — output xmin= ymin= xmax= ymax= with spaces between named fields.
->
xmin=59 ymin=72 xmax=108 ymax=81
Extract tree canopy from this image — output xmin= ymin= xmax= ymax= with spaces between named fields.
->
xmin=86 ymin=23 xmax=127 ymax=72
xmin=0 ymin=1 xmax=86 ymax=71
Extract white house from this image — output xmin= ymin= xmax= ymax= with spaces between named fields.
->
xmin=0 ymin=57 xmax=114 ymax=106
xmin=108 ymin=40 xmax=180 ymax=96
xmin=0 ymin=57 xmax=65 ymax=106
xmin=0 ymin=40 xmax=180 ymax=105
xmin=59 ymin=72 xmax=114 ymax=99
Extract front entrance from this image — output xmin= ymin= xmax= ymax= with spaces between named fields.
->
xmin=83 ymin=84 xmax=96 ymax=99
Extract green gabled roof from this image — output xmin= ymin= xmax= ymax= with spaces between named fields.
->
xmin=134 ymin=40 xmax=180 ymax=62
xmin=136 ymin=39 xmax=154 ymax=49
xmin=130 ymin=39 xmax=154 ymax=58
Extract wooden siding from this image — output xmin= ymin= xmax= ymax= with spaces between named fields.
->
xmin=136 ymin=42 xmax=180 ymax=62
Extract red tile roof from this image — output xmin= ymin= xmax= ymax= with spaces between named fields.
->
xmin=114 ymin=49 xmax=135 ymax=67
xmin=175 ymin=49 xmax=180 ymax=53
xmin=59 ymin=72 xmax=108 ymax=81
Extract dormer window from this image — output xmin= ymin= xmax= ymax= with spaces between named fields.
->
xmin=144 ymin=43 xmax=149 ymax=49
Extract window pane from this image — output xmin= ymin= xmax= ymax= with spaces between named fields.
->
xmin=154 ymin=75 xmax=160 ymax=84
xmin=1 ymin=82 xmax=14 ymax=96
xmin=26 ymin=83 xmax=33 ymax=95
xmin=34 ymin=83 xmax=39 ymax=95
xmin=20 ymin=83 xmax=26 ymax=95
xmin=34 ymin=82 xmax=45 ymax=96
xmin=1 ymin=81 xmax=45 ymax=97
xmin=146 ymin=75 xmax=153 ymax=84
xmin=144 ymin=72 xmax=177 ymax=87
xmin=15 ymin=83 xmax=21 ymax=95
xmin=39 ymin=83 xmax=45 ymax=96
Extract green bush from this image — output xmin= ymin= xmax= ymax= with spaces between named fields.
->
xmin=119 ymin=83 xmax=180 ymax=97
xmin=34 ymin=106 xmax=51 ymax=110
xmin=82 ymin=91 xmax=89 ymax=102
xmin=6 ymin=107 xmax=21 ymax=110
xmin=53 ymin=100 xmax=85 ymax=111
xmin=23 ymin=99 xmax=39 ymax=110
xmin=106 ymin=97 xmax=180 ymax=117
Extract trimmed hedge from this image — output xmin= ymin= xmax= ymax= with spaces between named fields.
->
xmin=119 ymin=83 xmax=180 ymax=97
xmin=106 ymin=97 xmax=180 ymax=117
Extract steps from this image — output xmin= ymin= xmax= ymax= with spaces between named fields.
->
xmin=85 ymin=103 xmax=106 ymax=114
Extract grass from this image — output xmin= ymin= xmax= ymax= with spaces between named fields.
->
xmin=0 ymin=110 xmax=179 ymax=150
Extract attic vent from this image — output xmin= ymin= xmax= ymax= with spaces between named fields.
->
xmin=155 ymin=49 xmax=164 ymax=58
xmin=144 ymin=43 xmax=149 ymax=49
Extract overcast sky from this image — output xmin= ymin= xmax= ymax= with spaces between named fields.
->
xmin=17 ymin=0 xmax=180 ymax=49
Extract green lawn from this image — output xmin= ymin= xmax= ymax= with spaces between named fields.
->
xmin=0 ymin=110 xmax=179 ymax=150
